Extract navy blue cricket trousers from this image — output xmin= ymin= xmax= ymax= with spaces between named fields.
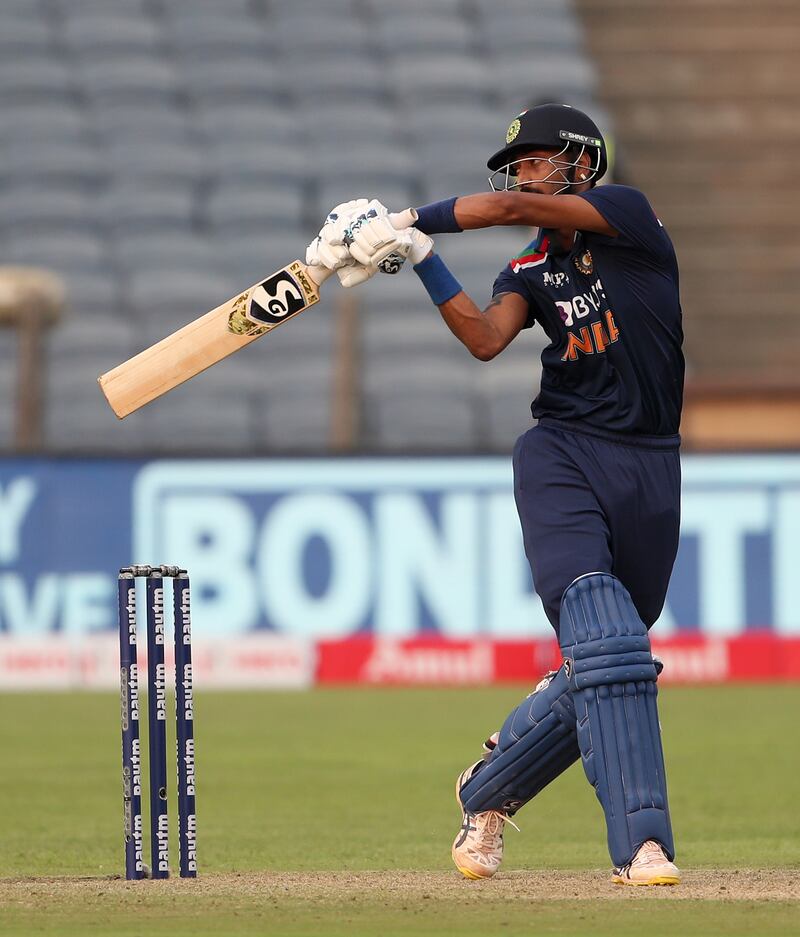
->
xmin=513 ymin=418 xmax=681 ymax=635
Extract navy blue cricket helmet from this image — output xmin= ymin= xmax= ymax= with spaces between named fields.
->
xmin=487 ymin=103 xmax=607 ymax=192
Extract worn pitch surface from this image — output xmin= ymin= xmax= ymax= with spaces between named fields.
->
xmin=1 ymin=686 xmax=798 ymax=935
xmin=2 ymin=871 xmax=799 ymax=936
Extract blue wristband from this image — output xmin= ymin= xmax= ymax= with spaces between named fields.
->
xmin=414 ymin=197 xmax=463 ymax=235
xmin=413 ymin=253 xmax=462 ymax=306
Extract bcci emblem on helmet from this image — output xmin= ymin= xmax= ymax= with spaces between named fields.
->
xmin=506 ymin=118 xmax=521 ymax=144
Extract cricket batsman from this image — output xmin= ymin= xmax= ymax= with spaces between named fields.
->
xmin=307 ymin=103 xmax=684 ymax=887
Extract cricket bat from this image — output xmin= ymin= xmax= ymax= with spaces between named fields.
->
xmin=98 ymin=261 xmax=331 ymax=419
xmin=98 ymin=209 xmax=416 ymax=419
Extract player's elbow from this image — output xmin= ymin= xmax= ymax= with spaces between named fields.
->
xmin=469 ymin=340 xmax=501 ymax=361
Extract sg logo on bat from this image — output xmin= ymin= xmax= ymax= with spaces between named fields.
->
xmin=227 ymin=262 xmax=319 ymax=337
xmin=249 ymin=271 xmax=306 ymax=324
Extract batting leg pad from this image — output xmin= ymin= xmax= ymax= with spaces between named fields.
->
xmin=459 ymin=666 xmax=579 ymax=815
xmin=560 ymin=572 xmax=675 ymax=867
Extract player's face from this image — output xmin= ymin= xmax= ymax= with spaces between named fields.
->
xmin=512 ymin=147 xmax=575 ymax=194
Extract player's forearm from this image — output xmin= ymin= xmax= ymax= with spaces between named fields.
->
xmin=455 ymin=192 xmax=563 ymax=229
xmin=415 ymin=192 xmax=558 ymax=232
xmin=415 ymin=192 xmax=605 ymax=234
xmin=436 ymin=293 xmax=505 ymax=361
xmin=412 ymin=252 xmax=502 ymax=360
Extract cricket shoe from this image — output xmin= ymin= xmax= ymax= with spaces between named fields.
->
xmin=612 ymin=840 xmax=681 ymax=886
xmin=451 ymin=760 xmax=518 ymax=881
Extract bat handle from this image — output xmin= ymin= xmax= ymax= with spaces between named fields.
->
xmin=389 ymin=208 xmax=418 ymax=230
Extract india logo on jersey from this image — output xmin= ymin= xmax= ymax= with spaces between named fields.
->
xmin=574 ymin=249 xmax=594 ymax=275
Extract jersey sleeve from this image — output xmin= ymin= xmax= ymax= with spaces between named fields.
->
xmin=492 ymin=263 xmax=536 ymax=329
xmin=579 ymin=184 xmax=669 ymax=259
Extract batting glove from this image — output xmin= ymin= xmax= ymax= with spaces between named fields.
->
xmin=318 ymin=199 xmax=371 ymax=246
xmin=346 ymin=215 xmax=430 ymax=276
xmin=305 ymin=235 xmax=350 ymax=272
xmin=306 ymin=200 xmax=369 ymax=286
xmin=407 ymin=228 xmax=434 ymax=266
xmin=346 ymin=212 xmax=412 ymax=272
xmin=306 ymin=235 xmax=375 ymax=288
xmin=310 ymin=200 xmax=419 ymax=288
xmin=324 ymin=199 xmax=389 ymax=245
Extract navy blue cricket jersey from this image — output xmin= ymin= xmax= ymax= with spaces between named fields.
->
xmin=493 ymin=184 xmax=684 ymax=436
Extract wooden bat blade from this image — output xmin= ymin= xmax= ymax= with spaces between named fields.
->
xmin=98 ymin=261 xmax=321 ymax=419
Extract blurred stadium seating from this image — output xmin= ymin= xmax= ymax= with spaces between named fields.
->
xmin=0 ymin=0 xmax=609 ymax=454
xmin=580 ymin=0 xmax=800 ymax=383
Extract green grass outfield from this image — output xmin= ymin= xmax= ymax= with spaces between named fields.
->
xmin=1 ymin=685 xmax=798 ymax=936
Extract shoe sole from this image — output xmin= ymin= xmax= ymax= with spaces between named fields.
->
xmin=612 ymin=874 xmax=681 ymax=887
xmin=453 ymin=862 xmax=489 ymax=881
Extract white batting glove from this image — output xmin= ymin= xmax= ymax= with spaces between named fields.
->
xmin=346 ymin=213 xmax=432 ymax=275
xmin=309 ymin=199 xmax=414 ymax=288
xmin=317 ymin=199 xmax=390 ymax=287
xmin=307 ymin=235 xmax=375 ymax=288
xmin=306 ymin=200 xmax=371 ymax=285
xmin=319 ymin=199 xmax=370 ymax=247
xmin=326 ymin=199 xmax=371 ymax=223
xmin=305 ymin=235 xmax=349 ymax=271
xmin=346 ymin=213 xmax=412 ymax=271
xmin=325 ymin=199 xmax=390 ymax=246
xmin=407 ymin=228 xmax=434 ymax=266
xmin=336 ymin=264 xmax=374 ymax=288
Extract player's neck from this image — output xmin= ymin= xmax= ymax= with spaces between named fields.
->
xmin=553 ymin=228 xmax=577 ymax=252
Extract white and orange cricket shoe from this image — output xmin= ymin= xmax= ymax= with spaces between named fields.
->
xmin=612 ymin=840 xmax=681 ymax=886
xmin=451 ymin=760 xmax=517 ymax=881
